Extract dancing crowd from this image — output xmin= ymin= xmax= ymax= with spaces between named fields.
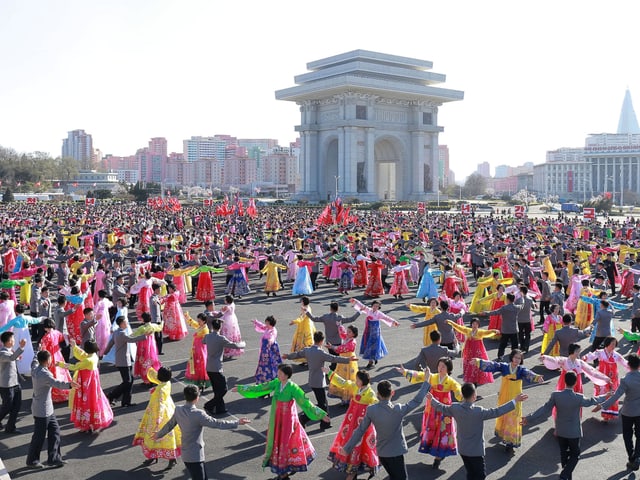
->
xmin=2 ymin=200 xmax=640 ymax=480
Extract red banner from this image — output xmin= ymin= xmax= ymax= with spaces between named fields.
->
xmin=460 ymin=203 xmax=471 ymax=215
xmin=26 ymin=197 xmax=38 ymax=204
xmin=514 ymin=205 xmax=526 ymax=218
xmin=583 ymin=207 xmax=595 ymax=220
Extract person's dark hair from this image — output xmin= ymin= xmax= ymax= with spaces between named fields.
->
xmin=116 ymin=316 xmax=128 ymax=327
xmin=278 ymin=363 xmax=293 ymax=378
xmin=377 ymin=380 xmax=392 ymax=399
xmin=329 ymin=301 xmax=339 ymax=312
xmin=225 ymin=295 xmax=234 ymax=304
xmin=42 ymin=318 xmax=55 ymax=330
xmin=461 ymin=382 xmax=476 ymax=400
xmin=204 ymin=300 xmax=213 ymax=307
xmin=37 ymin=350 xmax=51 ymax=364
xmin=265 ymin=315 xmax=276 ymax=327
xmin=98 ymin=289 xmax=108 ymax=299
xmin=84 ymin=340 xmax=99 ymax=354
xmin=347 ymin=325 xmax=358 ymax=338
xmin=603 ymin=336 xmax=617 ymax=348
xmin=564 ymin=371 xmax=578 ymax=388
xmin=313 ymin=331 xmax=325 ymax=343
xmin=152 ymin=283 xmax=160 ymax=292
xmin=184 ymin=384 xmax=199 ymax=402
xmin=628 ymin=353 xmax=640 ymax=370
xmin=157 ymin=366 xmax=172 ymax=383
xmin=429 ymin=330 xmax=441 ymax=342
xmin=15 ymin=304 xmax=25 ymax=314
xmin=438 ymin=357 xmax=454 ymax=375
xmin=562 ymin=314 xmax=573 ymax=324
xmin=505 ymin=293 xmax=515 ymax=303
xmin=301 ymin=296 xmax=310 ymax=306
xmin=141 ymin=312 xmax=151 ymax=323
xmin=83 ymin=307 xmax=93 ymax=315
xmin=470 ymin=317 xmax=481 ymax=327
xmin=0 ymin=331 xmax=14 ymax=344
xmin=509 ymin=349 xmax=524 ymax=364
xmin=568 ymin=343 xmax=581 ymax=355
xmin=439 ymin=300 xmax=449 ymax=311
xmin=355 ymin=369 xmax=370 ymax=386
xmin=210 ymin=318 xmax=221 ymax=331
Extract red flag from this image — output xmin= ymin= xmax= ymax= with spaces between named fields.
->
xmin=246 ymin=198 xmax=257 ymax=218
xmin=316 ymin=205 xmax=333 ymax=225
xmin=85 ymin=198 xmax=95 ymax=206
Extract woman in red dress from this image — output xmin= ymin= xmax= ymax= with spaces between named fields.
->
xmin=161 ymin=283 xmax=188 ymax=341
xmin=39 ymin=318 xmax=72 ymax=403
xmin=488 ymin=283 xmax=506 ymax=331
xmin=58 ymin=339 xmax=113 ymax=433
xmin=364 ymin=256 xmax=384 ymax=297
xmin=448 ymin=317 xmax=498 ymax=386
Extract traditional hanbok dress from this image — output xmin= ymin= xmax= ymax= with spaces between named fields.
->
xmin=574 ymin=287 xmax=595 ymax=329
xmin=476 ymin=359 xmax=543 ymax=448
xmin=328 ymin=337 xmax=358 ymax=401
xmin=353 ymin=299 xmax=397 ymax=363
xmin=161 ymin=291 xmax=188 ymax=341
xmin=39 ymin=329 xmax=72 ymax=402
xmin=292 ymin=260 xmax=314 ymax=295
xmin=189 ymin=265 xmax=225 ymax=301
xmin=132 ymin=367 xmax=182 ymax=460
xmin=260 ymin=261 xmax=287 ymax=294
xmin=416 ymin=268 xmax=440 ymax=301
xmin=224 ymin=262 xmax=252 ymax=297
xmin=94 ymin=297 xmax=113 ymax=355
xmin=167 ymin=266 xmax=196 ymax=304
xmin=132 ymin=322 xmax=164 ymax=384
xmin=130 ymin=277 xmax=157 ymax=320
xmin=402 ymin=369 xmax=462 ymax=458
xmin=408 ymin=304 xmax=441 ymax=346
xmin=448 ymin=320 xmax=497 ymax=385
xmin=102 ymin=306 xmax=137 ymax=364
xmin=447 ymin=296 xmax=469 ymax=343
xmin=289 ymin=307 xmax=316 ymax=363
xmin=337 ymin=261 xmax=356 ymax=294
xmin=488 ymin=293 xmax=506 ymax=331
xmin=184 ymin=315 xmax=210 ymax=389
xmin=219 ymin=302 xmax=244 ymax=358
xmin=327 ymin=372 xmax=379 ymax=477
xmin=583 ymin=349 xmax=629 ymax=420
xmin=253 ymin=319 xmax=282 ymax=383
xmin=364 ymin=260 xmax=384 ymax=297
xmin=442 ymin=272 xmax=462 ymax=299
xmin=389 ymin=264 xmax=412 ymax=297
xmin=65 ymin=292 xmax=88 ymax=346
xmin=63 ymin=344 xmax=114 ymax=432
xmin=0 ymin=297 xmax=16 ymax=329
xmin=353 ymin=255 xmax=369 ymax=288
xmin=0 ymin=314 xmax=42 ymax=375
xmin=237 ymin=379 xmax=326 ymax=477
xmin=541 ymin=312 xmax=563 ymax=356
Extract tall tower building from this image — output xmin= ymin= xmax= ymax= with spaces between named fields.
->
xmin=617 ymin=89 xmax=640 ymax=134
xmin=62 ymin=129 xmax=94 ymax=170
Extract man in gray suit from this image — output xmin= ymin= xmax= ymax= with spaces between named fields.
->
xmin=340 ymin=378 xmax=431 ymax=480
xmin=591 ymin=300 xmax=614 ymax=351
xmin=155 ymin=385 xmax=250 ymax=480
xmin=305 ymin=301 xmax=360 ymax=369
xmin=283 ymin=330 xmax=355 ymax=430
xmin=0 ymin=331 xmax=27 ymax=434
xmin=429 ymin=382 xmax=528 ymax=480
xmin=406 ymin=330 xmax=457 ymax=372
xmin=103 ymin=316 xmax=150 ymax=407
xmin=409 ymin=300 xmax=463 ymax=349
xmin=543 ymin=314 xmax=590 ymax=356
xmin=202 ymin=316 xmax=246 ymax=416
xmin=480 ymin=293 xmax=522 ymax=359
xmin=523 ymin=371 xmax=606 ymax=480
xmin=597 ymin=352 xmax=640 ymax=471
xmin=26 ymin=350 xmax=79 ymax=469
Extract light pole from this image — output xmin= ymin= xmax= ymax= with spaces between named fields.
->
xmin=459 ymin=184 xmax=462 ymax=201
xmin=437 ymin=188 xmax=440 ymax=207
xmin=334 ymin=175 xmax=340 ymax=200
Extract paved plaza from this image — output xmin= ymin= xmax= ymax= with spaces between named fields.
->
xmin=0 ymin=271 xmax=637 ymax=480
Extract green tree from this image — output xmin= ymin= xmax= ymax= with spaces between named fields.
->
xmin=2 ymin=188 xmax=14 ymax=203
xmin=93 ymin=189 xmax=113 ymax=199
xmin=57 ymin=157 xmax=80 ymax=181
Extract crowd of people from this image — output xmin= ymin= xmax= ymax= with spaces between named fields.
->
xmin=2 ymin=200 xmax=640 ymax=479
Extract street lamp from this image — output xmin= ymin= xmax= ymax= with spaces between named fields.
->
xmin=334 ymin=175 xmax=340 ymax=200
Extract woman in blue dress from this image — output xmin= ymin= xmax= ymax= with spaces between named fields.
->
xmin=350 ymin=298 xmax=399 ymax=369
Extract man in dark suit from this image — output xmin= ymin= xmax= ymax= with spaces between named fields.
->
xmin=523 ymin=371 xmax=607 ymax=480
xmin=410 ymin=300 xmax=464 ymax=349
xmin=480 ymin=293 xmax=522 ymax=359
xmin=203 ymin=316 xmax=245 ymax=416
xmin=597 ymin=352 xmax=640 ymax=471
xmin=406 ymin=330 xmax=457 ymax=372
xmin=429 ymin=382 xmax=528 ymax=480
xmin=543 ymin=314 xmax=590 ymax=356
xmin=591 ymin=300 xmax=614 ymax=351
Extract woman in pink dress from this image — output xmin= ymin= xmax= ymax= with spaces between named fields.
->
xmin=389 ymin=261 xmax=412 ymax=300
xmin=448 ymin=317 xmax=498 ymax=386
xmin=39 ymin=318 xmax=72 ymax=403
xmin=219 ymin=295 xmax=244 ymax=359
xmin=58 ymin=339 xmax=114 ymax=433
xmin=132 ymin=312 xmax=163 ymax=385
xmin=184 ymin=312 xmax=210 ymax=391
xmin=161 ymin=283 xmax=188 ymax=341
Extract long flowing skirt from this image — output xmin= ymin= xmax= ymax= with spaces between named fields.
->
xmin=195 ymin=272 xmax=215 ymax=301
xmin=267 ymin=400 xmax=317 ymax=475
xmin=574 ymin=300 xmax=593 ymax=329
xmin=290 ymin=317 xmax=315 ymax=363
xmin=70 ymin=369 xmax=114 ymax=432
xmin=185 ymin=335 xmax=210 ymax=387
xmin=416 ymin=272 xmax=438 ymax=300
xmin=364 ymin=275 xmax=384 ymax=297
xmin=220 ymin=314 xmax=244 ymax=358
xmin=338 ymin=270 xmax=354 ymax=292
xmin=419 ymin=390 xmax=458 ymax=457
xmin=495 ymin=378 xmax=523 ymax=447
xmin=359 ymin=320 xmax=388 ymax=361
xmin=328 ymin=355 xmax=358 ymax=401
xmin=14 ymin=326 xmax=34 ymax=375
xmin=225 ymin=271 xmax=251 ymax=297
xmin=353 ymin=261 xmax=368 ymax=288
xmin=596 ymin=359 xmax=620 ymax=420
xmin=389 ymin=272 xmax=409 ymax=295
xmin=328 ymin=401 xmax=378 ymax=475
xmin=134 ymin=335 xmax=161 ymax=383
xmin=462 ymin=338 xmax=494 ymax=385
xmin=132 ymin=389 xmax=182 ymax=459
xmin=255 ymin=339 xmax=281 ymax=383
xmin=541 ymin=322 xmax=561 ymax=357
xmin=292 ymin=268 xmax=313 ymax=295
xmin=163 ymin=302 xmax=188 ymax=341
xmin=135 ymin=286 xmax=151 ymax=319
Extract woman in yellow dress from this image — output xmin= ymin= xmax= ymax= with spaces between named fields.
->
xmin=407 ymin=297 xmax=440 ymax=346
xmin=541 ymin=304 xmax=563 ymax=356
xmin=327 ymin=325 xmax=359 ymax=402
xmin=133 ymin=366 xmax=181 ymax=468
xmin=260 ymin=256 xmax=287 ymax=297
xmin=288 ymin=296 xmax=315 ymax=364
xmin=475 ymin=350 xmax=544 ymax=453
xmin=574 ymin=279 xmax=596 ymax=329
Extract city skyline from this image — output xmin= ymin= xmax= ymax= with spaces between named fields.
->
xmin=2 ymin=0 xmax=640 ymax=176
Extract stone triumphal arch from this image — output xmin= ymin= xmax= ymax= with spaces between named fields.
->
xmin=276 ymin=50 xmax=463 ymax=201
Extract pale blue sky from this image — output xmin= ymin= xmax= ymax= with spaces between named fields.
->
xmin=1 ymin=0 xmax=639 ymax=177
